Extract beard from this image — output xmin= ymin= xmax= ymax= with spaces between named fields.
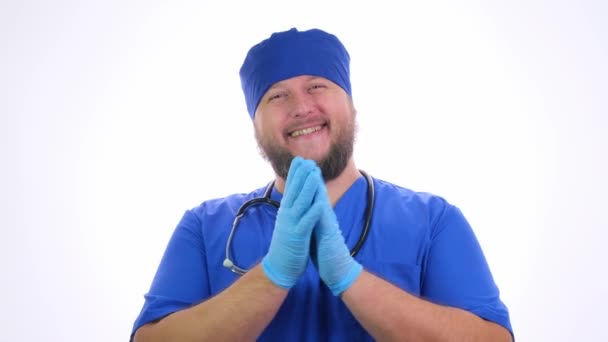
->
xmin=255 ymin=117 xmax=356 ymax=182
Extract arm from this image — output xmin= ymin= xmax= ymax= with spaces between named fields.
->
xmin=313 ymin=187 xmax=512 ymax=341
xmin=341 ymin=270 xmax=512 ymax=342
xmin=134 ymin=265 xmax=287 ymax=342
xmin=133 ymin=157 xmax=325 ymax=341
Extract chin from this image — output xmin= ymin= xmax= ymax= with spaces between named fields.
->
xmin=294 ymin=152 xmax=328 ymax=164
xmin=291 ymin=145 xmax=331 ymax=160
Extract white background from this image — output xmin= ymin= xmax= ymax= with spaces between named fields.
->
xmin=2 ymin=1 xmax=607 ymax=341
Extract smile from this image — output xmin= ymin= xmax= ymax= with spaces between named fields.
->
xmin=289 ymin=124 xmax=326 ymax=137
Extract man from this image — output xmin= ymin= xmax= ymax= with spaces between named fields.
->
xmin=131 ymin=27 xmax=513 ymax=341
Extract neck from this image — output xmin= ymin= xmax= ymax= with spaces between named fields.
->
xmin=273 ymin=158 xmax=361 ymax=206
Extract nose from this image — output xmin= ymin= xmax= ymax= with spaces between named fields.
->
xmin=289 ymin=92 xmax=315 ymax=117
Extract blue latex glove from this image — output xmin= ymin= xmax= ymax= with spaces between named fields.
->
xmin=262 ymin=157 xmax=325 ymax=289
xmin=313 ymin=184 xmax=363 ymax=296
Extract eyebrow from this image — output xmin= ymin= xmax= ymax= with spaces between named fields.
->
xmin=269 ymin=76 xmax=323 ymax=89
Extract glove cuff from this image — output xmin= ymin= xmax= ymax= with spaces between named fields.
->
xmin=261 ymin=256 xmax=295 ymax=289
xmin=329 ymin=261 xmax=363 ymax=296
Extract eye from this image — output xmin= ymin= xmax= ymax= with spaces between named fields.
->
xmin=267 ymin=92 xmax=287 ymax=102
xmin=309 ymin=84 xmax=327 ymax=92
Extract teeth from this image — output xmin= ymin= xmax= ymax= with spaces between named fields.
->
xmin=291 ymin=126 xmax=322 ymax=137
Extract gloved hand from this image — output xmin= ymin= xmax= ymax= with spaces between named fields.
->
xmin=262 ymin=156 xmax=325 ymax=289
xmin=313 ymin=184 xmax=363 ymax=296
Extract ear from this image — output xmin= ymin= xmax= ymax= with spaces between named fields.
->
xmin=252 ymin=110 xmax=264 ymax=131
xmin=349 ymin=99 xmax=357 ymax=117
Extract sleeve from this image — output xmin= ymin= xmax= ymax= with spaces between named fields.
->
xmin=421 ymin=200 xmax=514 ymax=337
xmin=130 ymin=209 xmax=210 ymax=339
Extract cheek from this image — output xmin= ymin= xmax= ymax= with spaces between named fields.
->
xmin=322 ymin=93 xmax=353 ymax=114
xmin=328 ymin=104 xmax=354 ymax=126
xmin=256 ymin=116 xmax=285 ymax=142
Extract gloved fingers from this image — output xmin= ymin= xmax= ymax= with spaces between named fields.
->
xmin=282 ymin=157 xmax=317 ymax=208
xmin=313 ymin=186 xmax=339 ymax=239
xmin=315 ymin=212 xmax=341 ymax=247
xmin=283 ymin=156 xmax=303 ymax=201
xmin=291 ymin=167 xmax=323 ymax=213
xmin=296 ymin=200 xmax=326 ymax=235
xmin=313 ymin=176 xmax=331 ymax=205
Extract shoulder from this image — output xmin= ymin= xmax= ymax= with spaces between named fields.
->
xmin=374 ymin=179 xmax=469 ymax=234
xmin=372 ymin=177 xmax=458 ymax=226
xmin=187 ymin=185 xmax=269 ymax=220
xmin=166 ymin=185 xmax=272 ymax=246
xmin=373 ymin=177 xmax=451 ymax=209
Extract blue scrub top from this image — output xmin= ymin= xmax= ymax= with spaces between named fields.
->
xmin=131 ymin=175 xmax=513 ymax=341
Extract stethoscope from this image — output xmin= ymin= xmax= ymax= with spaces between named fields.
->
xmin=223 ymin=171 xmax=375 ymax=275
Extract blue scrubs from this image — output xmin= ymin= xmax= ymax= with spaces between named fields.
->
xmin=131 ymin=175 xmax=513 ymax=340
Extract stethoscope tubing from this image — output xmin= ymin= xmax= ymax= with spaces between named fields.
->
xmin=224 ymin=171 xmax=374 ymax=275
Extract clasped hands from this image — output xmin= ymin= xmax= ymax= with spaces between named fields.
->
xmin=261 ymin=156 xmax=363 ymax=296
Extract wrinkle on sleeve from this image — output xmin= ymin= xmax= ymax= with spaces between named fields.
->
xmin=130 ymin=209 xmax=209 ymax=338
xmin=422 ymin=199 xmax=513 ymax=337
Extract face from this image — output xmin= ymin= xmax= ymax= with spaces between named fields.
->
xmin=253 ymin=75 xmax=357 ymax=181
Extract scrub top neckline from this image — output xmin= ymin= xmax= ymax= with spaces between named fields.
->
xmin=268 ymin=173 xmax=367 ymax=208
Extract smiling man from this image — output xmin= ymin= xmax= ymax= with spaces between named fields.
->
xmin=131 ymin=28 xmax=514 ymax=341
xmin=254 ymin=74 xmax=359 ymax=199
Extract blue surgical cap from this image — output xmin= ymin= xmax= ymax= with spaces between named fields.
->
xmin=239 ymin=27 xmax=352 ymax=119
